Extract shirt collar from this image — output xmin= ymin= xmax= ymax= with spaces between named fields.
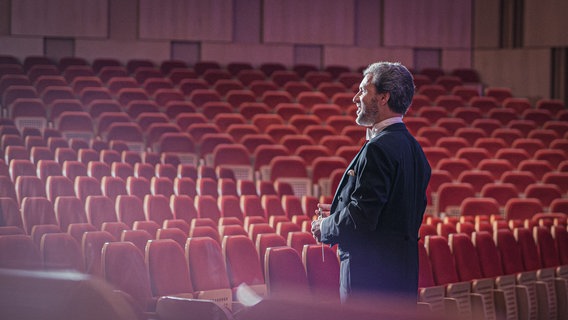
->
xmin=366 ymin=116 xmax=404 ymax=140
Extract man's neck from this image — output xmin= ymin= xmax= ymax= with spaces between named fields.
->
xmin=366 ymin=116 xmax=404 ymax=140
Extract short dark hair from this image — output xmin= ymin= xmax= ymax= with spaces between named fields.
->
xmin=363 ymin=62 xmax=415 ymax=114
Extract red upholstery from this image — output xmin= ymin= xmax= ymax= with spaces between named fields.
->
xmin=264 ymin=246 xmax=310 ymax=298
xmin=102 ymin=242 xmax=155 ymax=311
xmin=146 ymin=239 xmax=194 ymax=297
xmin=302 ymin=244 xmax=340 ymax=302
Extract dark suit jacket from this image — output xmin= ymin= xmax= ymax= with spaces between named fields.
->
xmin=320 ymin=123 xmax=431 ymax=302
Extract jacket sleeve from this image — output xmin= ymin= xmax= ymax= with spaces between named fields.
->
xmin=320 ymin=142 xmax=394 ymax=245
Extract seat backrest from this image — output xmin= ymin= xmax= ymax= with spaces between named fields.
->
xmin=173 ymin=177 xmax=196 ymax=198
xmin=0 ymin=234 xmax=41 ymax=269
xmin=30 ymin=224 xmax=61 ymax=248
xmin=255 ymin=233 xmax=287 ymax=272
xmin=504 ymin=198 xmax=543 ymax=221
xmin=222 ymin=235 xmax=265 ymax=291
xmin=120 ymin=229 xmax=153 ymax=254
xmin=425 ymin=235 xmax=459 ymax=285
xmin=169 ymin=195 xmax=198 ymax=223
xmin=241 ymin=195 xmax=267 ymax=219
xmin=302 ymin=244 xmax=340 ymax=302
xmin=524 ymin=183 xmax=563 ymax=207
xmin=448 ymin=233 xmax=483 ymax=281
xmin=480 ymin=183 xmax=520 ymax=208
xmin=46 ymin=176 xmax=75 ymax=203
xmin=418 ymin=243 xmax=436 ymax=288
xmin=494 ymin=229 xmax=524 ymax=275
xmin=189 ymin=226 xmax=220 ymax=244
xmin=269 ymin=156 xmax=308 ymax=180
xmin=185 ymin=237 xmax=230 ymax=291
xmin=53 ymin=196 xmax=87 ymax=232
xmin=514 ymin=228 xmax=542 ymax=272
xmin=287 ymin=231 xmax=317 ymax=255
xmin=248 ymin=223 xmax=275 ymax=244
xmin=102 ymin=241 xmax=153 ymax=311
xmin=143 ymin=194 xmax=173 ymax=226
xmin=15 ymin=176 xmax=46 ymax=206
xmin=115 ymin=195 xmax=145 ymax=228
xmin=264 ymin=246 xmax=310 ymax=299
xmin=196 ymin=177 xmax=218 ymax=198
xmin=212 ymin=144 xmax=251 ymax=167
xmin=437 ymin=183 xmax=475 ymax=215
xmin=219 ymin=224 xmax=248 ymax=238
xmin=146 ymin=239 xmax=194 ymax=297
xmin=459 ymin=197 xmax=500 ymax=217
xmin=21 ymin=197 xmax=57 ymax=234
xmin=276 ymin=221 xmax=301 ymax=240
xmin=75 ymin=176 xmax=102 ymax=204
xmin=218 ymin=195 xmax=244 ymax=221
xmin=9 ymin=159 xmax=36 ymax=182
xmin=82 ymin=230 xmax=115 ymax=276
xmin=126 ymin=176 xmax=151 ymax=200
xmin=40 ymin=232 xmax=84 ymax=271
xmin=101 ymin=176 xmax=127 ymax=202
xmin=533 ymin=226 xmax=560 ymax=268
xmin=194 ymin=195 xmax=221 ymax=222
xmin=551 ymin=226 xmax=568 ymax=265
xmin=156 ymin=227 xmax=188 ymax=248
xmin=85 ymin=195 xmax=117 ymax=230
xmin=87 ymin=161 xmax=111 ymax=182
xmin=0 ymin=197 xmax=23 ymax=228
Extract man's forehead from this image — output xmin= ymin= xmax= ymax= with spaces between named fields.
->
xmin=361 ymin=73 xmax=374 ymax=88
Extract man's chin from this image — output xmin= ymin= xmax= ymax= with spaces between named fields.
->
xmin=355 ymin=115 xmax=372 ymax=127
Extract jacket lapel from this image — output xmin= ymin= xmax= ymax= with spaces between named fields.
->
xmin=330 ymin=143 xmax=366 ymax=212
xmin=328 ymin=123 xmax=407 ymax=212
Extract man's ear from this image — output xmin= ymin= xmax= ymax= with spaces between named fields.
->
xmin=379 ymin=92 xmax=390 ymax=106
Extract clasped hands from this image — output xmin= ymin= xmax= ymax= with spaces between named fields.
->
xmin=311 ymin=203 xmax=331 ymax=242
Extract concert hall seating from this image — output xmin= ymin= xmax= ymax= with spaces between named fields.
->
xmin=1 ymin=56 xmax=566 ymax=319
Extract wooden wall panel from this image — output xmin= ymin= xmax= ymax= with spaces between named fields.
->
xmin=0 ymin=0 xmax=10 ymax=35
xmin=355 ymin=0 xmax=382 ymax=47
xmin=234 ymin=0 xmax=261 ymax=43
xmin=473 ymin=0 xmax=500 ymax=48
xmin=442 ymin=49 xmax=472 ymax=70
xmin=474 ymin=49 xmax=550 ymax=100
xmin=109 ymin=0 xmax=138 ymax=40
xmin=383 ymin=0 xmax=471 ymax=48
xmin=139 ymin=0 xmax=232 ymax=41
xmin=325 ymin=46 xmax=414 ymax=70
xmin=11 ymin=0 xmax=108 ymax=37
xmin=201 ymin=43 xmax=294 ymax=67
xmin=263 ymin=0 xmax=355 ymax=45
xmin=0 ymin=37 xmax=43 ymax=57
xmin=524 ymin=0 xmax=568 ymax=47
xmin=75 ymin=39 xmax=170 ymax=64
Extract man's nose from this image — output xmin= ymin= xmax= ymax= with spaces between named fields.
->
xmin=352 ymin=93 xmax=359 ymax=104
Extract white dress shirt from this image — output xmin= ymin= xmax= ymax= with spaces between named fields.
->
xmin=366 ymin=116 xmax=404 ymax=140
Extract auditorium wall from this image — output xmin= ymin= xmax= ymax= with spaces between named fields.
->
xmin=0 ymin=0 xmax=566 ymax=100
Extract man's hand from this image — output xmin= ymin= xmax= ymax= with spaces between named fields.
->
xmin=311 ymin=203 xmax=331 ymax=242
xmin=314 ymin=203 xmax=331 ymax=217
xmin=311 ymin=218 xmax=322 ymax=242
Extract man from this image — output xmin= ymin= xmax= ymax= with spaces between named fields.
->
xmin=311 ymin=62 xmax=431 ymax=304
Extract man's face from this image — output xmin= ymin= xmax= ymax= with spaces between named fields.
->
xmin=353 ymin=74 xmax=380 ymax=126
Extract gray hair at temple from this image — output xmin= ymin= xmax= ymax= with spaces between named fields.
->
xmin=363 ymin=62 xmax=415 ymax=115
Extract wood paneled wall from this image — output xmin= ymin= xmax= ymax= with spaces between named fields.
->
xmin=383 ymin=0 xmax=472 ymax=48
xmin=139 ymin=0 xmax=232 ymax=41
xmin=473 ymin=0 xmax=500 ymax=48
xmin=11 ymin=0 xmax=108 ymax=38
xmin=474 ymin=49 xmax=551 ymax=101
xmin=1 ymin=0 xmax=567 ymax=100
xmin=263 ymin=0 xmax=355 ymax=45
xmin=524 ymin=0 xmax=568 ymax=46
